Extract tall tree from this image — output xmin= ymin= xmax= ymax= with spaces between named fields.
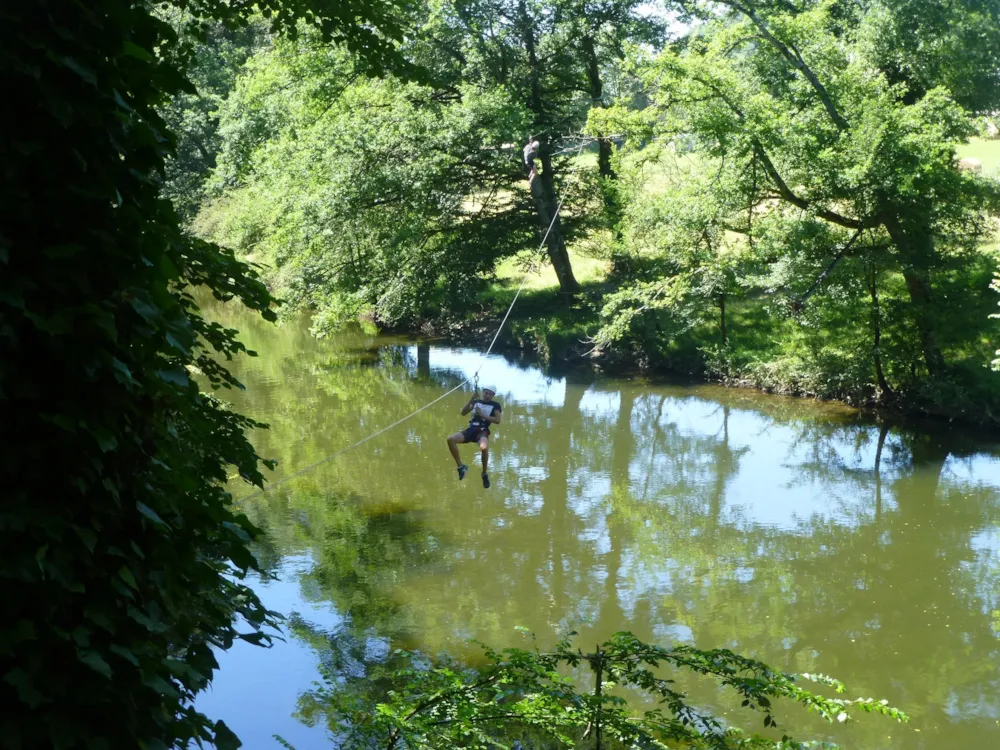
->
xmin=512 ymin=0 xmax=583 ymax=294
xmin=0 ymin=0 xmax=412 ymax=746
xmin=556 ymin=0 xmax=666 ymax=225
xmin=203 ymin=34 xmax=532 ymax=328
xmin=157 ymin=9 xmax=269 ymax=221
xmin=597 ymin=0 xmax=1000 ymax=378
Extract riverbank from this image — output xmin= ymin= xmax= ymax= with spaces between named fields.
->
xmin=401 ymin=273 xmax=1000 ymax=430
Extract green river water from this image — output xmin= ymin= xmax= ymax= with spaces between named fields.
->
xmin=196 ymin=299 xmax=1000 ymax=749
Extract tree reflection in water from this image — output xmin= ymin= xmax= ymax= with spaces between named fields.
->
xmin=211 ymin=300 xmax=1000 ymax=748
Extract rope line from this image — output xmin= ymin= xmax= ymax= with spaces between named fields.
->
xmin=234 ymin=142 xmax=585 ymax=502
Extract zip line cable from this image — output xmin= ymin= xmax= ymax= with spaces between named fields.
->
xmin=234 ymin=142 xmax=586 ymax=502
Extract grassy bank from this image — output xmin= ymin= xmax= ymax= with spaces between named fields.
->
xmin=450 ymin=269 xmax=1000 ymax=425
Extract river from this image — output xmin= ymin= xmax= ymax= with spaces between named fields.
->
xmin=196 ymin=299 xmax=1000 ymax=749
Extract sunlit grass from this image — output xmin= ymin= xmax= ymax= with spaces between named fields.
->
xmin=494 ymin=248 xmax=609 ymax=292
xmin=957 ymin=137 xmax=1000 ymax=174
xmin=957 ymin=138 xmax=1000 ymax=251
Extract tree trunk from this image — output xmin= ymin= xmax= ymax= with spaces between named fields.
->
xmin=518 ymin=0 xmax=579 ymax=296
xmin=901 ymin=267 xmax=945 ymax=375
xmin=718 ymin=294 xmax=727 ymax=346
xmin=882 ymin=217 xmax=946 ymax=375
xmin=539 ymin=384 xmax=584 ymax=611
xmin=529 ymin=156 xmax=580 ymax=295
xmin=581 ymin=36 xmax=615 ymax=181
xmin=518 ymin=0 xmax=543 ymax=118
xmin=867 ymin=264 xmax=892 ymax=399
xmin=874 ymin=422 xmax=888 ymax=528
xmin=416 ymin=343 xmax=430 ymax=379
xmin=593 ymin=387 xmax=633 ymax=635
xmin=581 ymin=34 xmax=622 ymax=249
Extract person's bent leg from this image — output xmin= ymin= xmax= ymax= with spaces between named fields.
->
xmin=447 ymin=433 xmax=464 ymax=466
xmin=448 ymin=432 xmax=469 ymax=480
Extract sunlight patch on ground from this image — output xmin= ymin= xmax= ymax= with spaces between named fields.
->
xmin=494 ymin=249 xmax=609 ymax=291
xmin=958 ymin=137 xmax=1000 ymax=175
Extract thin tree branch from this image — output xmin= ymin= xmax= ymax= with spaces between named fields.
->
xmin=719 ymin=0 xmax=849 ymax=131
xmin=792 ymin=228 xmax=863 ymax=311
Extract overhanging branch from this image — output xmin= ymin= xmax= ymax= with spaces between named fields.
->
xmin=719 ymin=0 xmax=849 ymax=131
xmin=752 ymin=143 xmax=866 ymax=228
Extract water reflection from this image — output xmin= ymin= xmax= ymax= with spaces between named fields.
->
xmin=202 ymin=299 xmax=1000 ymax=749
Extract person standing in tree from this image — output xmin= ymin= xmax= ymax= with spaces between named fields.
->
xmin=523 ymin=139 xmax=540 ymax=184
xmin=447 ymin=385 xmax=502 ymax=488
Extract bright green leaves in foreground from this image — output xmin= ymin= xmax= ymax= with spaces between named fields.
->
xmin=308 ymin=631 xmax=906 ymax=749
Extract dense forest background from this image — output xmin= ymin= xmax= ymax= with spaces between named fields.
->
xmin=164 ymin=0 xmax=1000 ymax=422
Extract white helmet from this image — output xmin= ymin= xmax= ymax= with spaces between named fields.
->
xmin=482 ymin=384 xmax=498 ymax=394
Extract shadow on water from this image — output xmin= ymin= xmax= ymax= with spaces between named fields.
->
xmin=199 ymin=295 xmax=1000 ymax=749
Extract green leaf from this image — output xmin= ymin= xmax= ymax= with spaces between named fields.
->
xmin=79 ymin=649 xmax=113 ymax=679
xmin=118 ymin=566 xmax=138 ymax=590
xmin=141 ymin=673 xmax=179 ymax=699
xmin=43 ymin=244 xmax=83 ymax=258
xmin=213 ymin=720 xmax=241 ymax=750
xmin=73 ymin=525 xmax=98 ymax=552
xmin=4 ymin=668 xmax=47 ymax=707
xmin=158 ymin=253 xmax=181 ymax=280
xmin=112 ymin=88 xmax=133 ymax=113
xmin=43 ymin=413 xmax=77 ymax=433
xmin=165 ymin=332 xmax=189 ymax=354
xmin=129 ymin=297 xmax=159 ymax=321
xmin=59 ymin=56 xmax=97 ymax=86
xmin=112 ymin=358 xmax=134 ymax=384
xmin=109 ymin=644 xmax=140 ymax=666
xmin=127 ymin=606 xmax=168 ymax=633
xmin=121 ymin=41 xmax=154 ymax=62
xmin=222 ymin=521 xmax=251 ymax=543
xmin=136 ymin=501 xmax=166 ymax=527
xmin=237 ymin=631 xmax=269 ymax=646
xmin=156 ymin=367 xmax=189 ymax=387
xmin=92 ymin=428 xmax=118 ymax=452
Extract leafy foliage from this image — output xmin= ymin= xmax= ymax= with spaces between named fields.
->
xmin=186 ymin=0 xmax=670 ymax=309
xmin=588 ymin=0 xmax=1000 ymax=415
xmin=157 ymin=8 xmax=270 ymax=221
xmin=158 ymin=0 xmax=1000 ymax=419
xmin=0 ymin=0 xmax=412 ymax=747
xmin=307 ymin=631 xmax=906 ymax=749
xmin=200 ymin=32 xmax=534 ymax=328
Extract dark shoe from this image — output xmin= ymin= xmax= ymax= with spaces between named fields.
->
xmin=482 ymin=472 xmax=490 ymax=488
xmin=457 ymin=464 xmax=468 ymax=481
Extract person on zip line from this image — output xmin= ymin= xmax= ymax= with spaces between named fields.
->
xmin=523 ymin=139 xmax=540 ymax=184
xmin=447 ymin=385 xmax=502 ymax=488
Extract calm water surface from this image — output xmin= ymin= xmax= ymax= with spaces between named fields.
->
xmin=197 ymin=300 xmax=1000 ymax=749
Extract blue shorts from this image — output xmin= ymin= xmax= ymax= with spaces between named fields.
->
xmin=460 ymin=426 xmax=489 ymax=443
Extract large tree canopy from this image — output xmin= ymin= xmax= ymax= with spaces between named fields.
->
xmin=590 ymin=0 xmax=1000 ymax=407
xmin=200 ymin=33 xmax=534 ymax=327
xmin=196 ymin=0 xmax=667 ymax=306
